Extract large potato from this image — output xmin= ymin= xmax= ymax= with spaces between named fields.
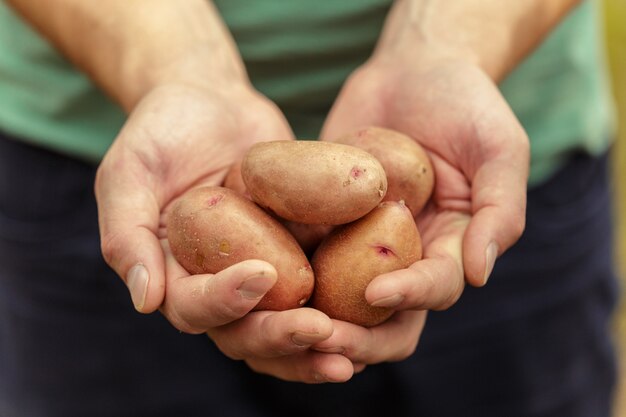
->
xmin=242 ymin=140 xmax=388 ymax=225
xmin=310 ymin=201 xmax=422 ymax=327
xmin=331 ymin=126 xmax=435 ymax=217
xmin=223 ymin=160 xmax=334 ymax=255
xmin=167 ymin=186 xmax=314 ymax=311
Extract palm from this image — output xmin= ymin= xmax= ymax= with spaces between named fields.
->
xmin=120 ymin=85 xmax=293 ymax=213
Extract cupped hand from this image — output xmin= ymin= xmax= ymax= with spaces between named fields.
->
xmin=95 ymin=82 xmax=353 ymax=382
xmin=322 ymin=55 xmax=529 ymax=309
xmin=315 ymin=53 xmax=529 ymax=363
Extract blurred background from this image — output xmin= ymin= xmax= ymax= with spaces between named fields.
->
xmin=604 ymin=0 xmax=626 ymax=415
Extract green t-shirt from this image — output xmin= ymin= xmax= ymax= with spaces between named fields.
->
xmin=0 ymin=0 xmax=615 ymax=185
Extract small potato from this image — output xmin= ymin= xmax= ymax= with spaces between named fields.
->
xmin=167 ymin=186 xmax=314 ymax=311
xmin=223 ymin=158 xmax=249 ymax=198
xmin=242 ymin=140 xmax=387 ymax=225
xmin=310 ymin=201 xmax=422 ymax=327
xmin=331 ymin=126 xmax=435 ymax=217
xmin=282 ymin=221 xmax=334 ymax=257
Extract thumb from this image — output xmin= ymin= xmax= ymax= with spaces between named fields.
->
xmin=95 ymin=152 xmax=166 ymax=313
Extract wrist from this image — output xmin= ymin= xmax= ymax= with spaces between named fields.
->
xmin=372 ymin=38 xmax=480 ymax=75
xmin=7 ymin=0 xmax=251 ymax=112
xmin=373 ymin=0 xmax=581 ymax=82
xmin=121 ymin=43 xmax=251 ymax=112
xmin=371 ymin=2 xmax=483 ymax=78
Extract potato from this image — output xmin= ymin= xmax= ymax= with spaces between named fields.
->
xmin=223 ymin=158 xmax=249 ymax=198
xmin=282 ymin=221 xmax=334 ymax=256
xmin=310 ymin=201 xmax=422 ymax=327
xmin=331 ymin=126 xmax=435 ymax=217
xmin=167 ymin=186 xmax=314 ymax=311
xmin=242 ymin=140 xmax=387 ymax=225
xmin=223 ymin=160 xmax=333 ymax=254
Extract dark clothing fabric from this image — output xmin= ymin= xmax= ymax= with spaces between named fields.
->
xmin=0 ymin=132 xmax=619 ymax=417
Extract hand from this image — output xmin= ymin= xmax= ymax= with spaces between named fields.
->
xmin=321 ymin=53 xmax=529 ymax=313
xmin=95 ymin=82 xmax=352 ymax=382
xmin=96 ymin=81 xmax=291 ymax=312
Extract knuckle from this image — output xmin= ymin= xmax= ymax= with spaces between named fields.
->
xmin=435 ymin=258 xmax=465 ymax=311
xmin=257 ymin=316 xmax=297 ymax=357
xmin=408 ymin=267 xmax=436 ymax=308
xmin=510 ymin=211 xmax=527 ymax=241
xmin=201 ymin=279 xmax=253 ymax=325
xmin=500 ymin=207 xmax=526 ymax=251
xmin=265 ymin=337 xmax=298 ymax=357
xmin=164 ymin=306 xmax=205 ymax=335
xmin=211 ymin=300 xmax=250 ymax=325
xmin=99 ymin=232 xmax=123 ymax=269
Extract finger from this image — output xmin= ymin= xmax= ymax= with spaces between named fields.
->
xmin=312 ymin=311 xmax=427 ymax=364
xmin=207 ymin=308 xmax=334 ymax=360
xmin=95 ymin=151 xmax=166 ymax=314
xmin=365 ymin=211 xmax=468 ymax=311
xmin=463 ymin=137 xmax=529 ymax=287
xmin=246 ymin=351 xmax=355 ymax=384
xmin=160 ymin=249 xmax=278 ymax=333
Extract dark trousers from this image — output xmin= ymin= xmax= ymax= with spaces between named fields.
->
xmin=0 ymin=133 xmax=619 ymax=417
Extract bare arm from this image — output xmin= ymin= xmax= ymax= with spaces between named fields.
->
xmin=6 ymin=0 xmax=247 ymax=110
xmin=377 ymin=0 xmax=582 ymax=81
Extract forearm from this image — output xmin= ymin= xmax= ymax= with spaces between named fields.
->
xmin=376 ymin=0 xmax=582 ymax=81
xmin=6 ymin=0 xmax=247 ymax=110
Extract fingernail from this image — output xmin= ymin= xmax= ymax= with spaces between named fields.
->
xmin=127 ymin=264 xmax=149 ymax=311
xmin=291 ymin=331 xmax=321 ymax=347
xmin=313 ymin=372 xmax=328 ymax=383
xmin=313 ymin=371 xmax=344 ymax=383
xmin=313 ymin=346 xmax=345 ymax=354
xmin=237 ymin=272 xmax=273 ymax=300
xmin=370 ymin=293 xmax=404 ymax=308
xmin=483 ymin=241 xmax=499 ymax=285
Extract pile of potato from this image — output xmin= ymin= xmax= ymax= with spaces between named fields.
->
xmin=167 ymin=127 xmax=434 ymax=327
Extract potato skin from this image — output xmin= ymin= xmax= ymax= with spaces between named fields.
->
xmin=332 ymin=126 xmax=435 ymax=217
xmin=242 ymin=140 xmax=388 ymax=225
xmin=167 ymin=186 xmax=314 ymax=311
xmin=310 ymin=201 xmax=422 ymax=327
xmin=223 ymin=160 xmax=333 ymax=255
